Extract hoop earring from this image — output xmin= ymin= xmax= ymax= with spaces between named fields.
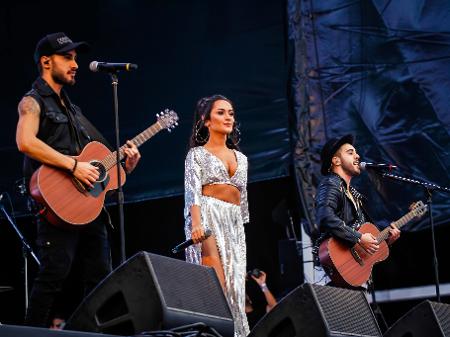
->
xmin=195 ymin=119 xmax=209 ymax=144
xmin=228 ymin=125 xmax=241 ymax=146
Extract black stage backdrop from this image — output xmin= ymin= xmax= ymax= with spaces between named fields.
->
xmin=0 ymin=0 xmax=290 ymax=214
xmin=0 ymin=0 xmax=298 ymax=325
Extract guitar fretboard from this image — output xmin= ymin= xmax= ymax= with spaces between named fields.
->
xmin=377 ymin=203 xmax=426 ymax=242
xmin=101 ymin=122 xmax=163 ymax=171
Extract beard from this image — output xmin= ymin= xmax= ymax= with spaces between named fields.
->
xmin=52 ymin=69 xmax=76 ymax=86
xmin=342 ymin=161 xmax=361 ymax=177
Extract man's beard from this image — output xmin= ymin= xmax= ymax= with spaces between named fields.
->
xmin=52 ymin=70 xmax=75 ymax=86
xmin=342 ymin=162 xmax=360 ymax=177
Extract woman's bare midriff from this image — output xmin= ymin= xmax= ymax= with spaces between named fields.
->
xmin=202 ymin=184 xmax=240 ymax=205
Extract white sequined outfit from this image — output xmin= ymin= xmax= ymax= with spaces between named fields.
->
xmin=184 ymin=146 xmax=250 ymax=337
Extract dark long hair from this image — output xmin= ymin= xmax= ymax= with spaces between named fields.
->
xmin=189 ymin=94 xmax=241 ymax=149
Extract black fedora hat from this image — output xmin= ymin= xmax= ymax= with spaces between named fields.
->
xmin=320 ymin=134 xmax=354 ymax=175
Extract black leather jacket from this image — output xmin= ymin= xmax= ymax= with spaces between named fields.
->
xmin=315 ymin=173 xmax=370 ymax=247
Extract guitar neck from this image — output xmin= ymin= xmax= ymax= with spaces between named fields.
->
xmin=102 ymin=122 xmax=164 ymax=170
xmin=378 ymin=208 xmax=421 ymax=242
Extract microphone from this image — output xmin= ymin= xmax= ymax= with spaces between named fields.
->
xmin=172 ymin=229 xmax=212 ymax=254
xmin=359 ymin=162 xmax=397 ymax=171
xmin=89 ymin=61 xmax=138 ymax=73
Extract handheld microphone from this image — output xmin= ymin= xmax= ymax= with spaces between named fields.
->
xmin=359 ymin=162 xmax=397 ymax=171
xmin=89 ymin=61 xmax=138 ymax=73
xmin=172 ymin=229 xmax=212 ymax=254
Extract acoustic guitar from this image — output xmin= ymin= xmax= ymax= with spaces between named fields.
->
xmin=29 ymin=109 xmax=178 ymax=227
xmin=319 ymin=200 xmax=428 ymax=287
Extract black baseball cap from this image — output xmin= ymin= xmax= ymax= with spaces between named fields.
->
xmin=320 ymin=134 xmax=354 ymax=175
xmin=34 ymin=32 xmax=90 ymax=64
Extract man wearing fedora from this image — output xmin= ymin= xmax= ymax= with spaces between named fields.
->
xmin=314 ymin=134 xmax=400 ymax=287
xmin=16 ymin=32 xmax=141 ymax=327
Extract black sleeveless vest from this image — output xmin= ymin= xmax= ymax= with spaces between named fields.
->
xmin=22 ymin=77 xmax=109 ymax=179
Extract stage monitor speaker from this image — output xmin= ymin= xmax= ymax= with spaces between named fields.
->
xmin=383 ymin=300 xmax=450 ymax=337
xmin=0 ymin=324 xmax=118 ymax=337
xmin=65 ymin=251 xmax=233 ymax=336
xmin=248 ymin=283 xmax=382 ymax=337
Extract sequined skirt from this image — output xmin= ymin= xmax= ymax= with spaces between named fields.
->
xmin=185 ymin=196 xmax=249 ymax=337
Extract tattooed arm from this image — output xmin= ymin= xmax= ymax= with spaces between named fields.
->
xmin=16 ymin=96 xmax=99 ymax=187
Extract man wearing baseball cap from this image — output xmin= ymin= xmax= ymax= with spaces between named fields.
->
xmin=314 ymin=135 xmax=400 ymax=287
xmin=16 ymin=32 xmax=141 ymax=328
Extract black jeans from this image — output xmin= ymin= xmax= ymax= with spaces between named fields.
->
xmin=25 ymin=214 xmax=112 ymax=327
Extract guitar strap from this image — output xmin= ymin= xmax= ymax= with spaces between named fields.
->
xmin=359 ymin=202 xmax=374 ymax=224
xmin=75 ymin=112 xmax=113 ymax=150
xmin=62 ymin=92 xmax=113 ymax=151
xmin=63 ymin=99 xmax=83 ymax=154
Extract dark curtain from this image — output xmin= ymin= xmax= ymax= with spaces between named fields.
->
xmin=289 ymin=0 xmax=450 ymax=232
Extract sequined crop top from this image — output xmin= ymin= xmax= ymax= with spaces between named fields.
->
xmin=184 ymin=146 xmax=249 ymax=223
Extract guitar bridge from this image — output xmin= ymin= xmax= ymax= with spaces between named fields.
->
xmin=350 ymin=247 xmax=364 ymax=266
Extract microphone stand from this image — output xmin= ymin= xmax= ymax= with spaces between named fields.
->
xmin=110 ymin=72 xmax=126 ymax=264
xmin=381 ymin=172 xmax=450 ymax=302
xmin=0 ymin=197 xmax=40 ymax=313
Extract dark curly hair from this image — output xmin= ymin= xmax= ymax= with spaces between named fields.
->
xmin=189 ymin=94 xmax=241 ymax=149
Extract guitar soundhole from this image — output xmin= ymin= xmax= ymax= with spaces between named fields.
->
xmin=90 ymin=161 xmax=107 ymax=183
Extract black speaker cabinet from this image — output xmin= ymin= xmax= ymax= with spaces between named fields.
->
xmin=65 ymin=252 xmax=233 ymax=336
xmin=384 ymin=300 xmax=450 ymax=337
xmin=0 ymin=324 xmax=118 ymax=337
xmin=249 ymin=283 xmax=381 ymax=337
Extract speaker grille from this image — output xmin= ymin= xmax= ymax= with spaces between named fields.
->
xmin=384 ymin=300 xmax=450 ymax=337
xmin=431 ymin=301 xmax=450 ymax=336
xmin=66 ymin=252 xmax=233 ymax=336
xmin=249 ymin=283 xmax=381 ymax=337
xmin=148 ymin=253 xmax=232 ymax=318
xmin=312 ymin=284 xmax=381 ymax=337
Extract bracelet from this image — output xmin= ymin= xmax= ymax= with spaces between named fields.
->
xmin=260 ymin=283 xmax=268 ymax=292
xmin=71 ymin=158 xmax=78 ymax=174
